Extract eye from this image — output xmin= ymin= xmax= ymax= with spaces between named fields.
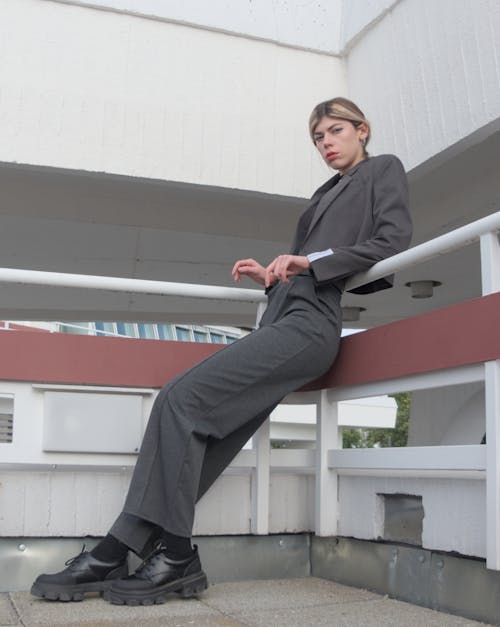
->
xmin=313 ymin=135 xmax=323 ymax=143
xmin=332 ymin=126 xmax=343 ymax=133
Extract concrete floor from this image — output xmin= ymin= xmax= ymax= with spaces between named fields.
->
xmin=0 ymin=578 xmax=494 ymax=627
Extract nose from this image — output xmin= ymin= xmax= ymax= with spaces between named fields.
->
xmin=322 ymin=131 xmax=333 ymax=148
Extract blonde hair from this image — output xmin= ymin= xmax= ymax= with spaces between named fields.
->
xmin=309 ymin=97 xmax=371 ymax=155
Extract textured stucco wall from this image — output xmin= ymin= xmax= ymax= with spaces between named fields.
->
xmin=346 ymin=0 xmax=500 ymax=170
xmin=50 ymin=0 xmax=343 ymax=53
xmin=0 ymin=0 xmax=344 ymax=196
xmin=339 ymin=475 xmax=486 ymax=559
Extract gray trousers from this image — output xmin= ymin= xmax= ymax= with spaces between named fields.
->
xmin=110 ymin=274 xmax=342 ymax=556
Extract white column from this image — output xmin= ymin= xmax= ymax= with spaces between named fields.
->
xmin=480 ymin=231 xmax=500 ymax=295
xmin=315 ymin=389 xmax=340 ymax=536
xmin=250 ymin=418 xmax=270 ymax=534
xmin=480 ymin=231 xmax=500 ymax=569
xmin=255 ymin=300 xmax=267 ymax=327
xmin=485 ymin=359 xmax=500 ymax=570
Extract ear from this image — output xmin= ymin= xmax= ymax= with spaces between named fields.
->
xmin=357 ymin=122 xmax=369 ymax=142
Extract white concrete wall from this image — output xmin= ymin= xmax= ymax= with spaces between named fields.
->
xmin=340 ymin=0 xmax=398 ymax=50
xmin=339 ymin=475 xmax=486 ymax=558
xmin=0 ymin=0 xmax=344 ymax=197
xmin=408 ymin=383 xmax=485 ymax=446
xmin=55 ymin=0 xmax=343 ymax=54
xmin=346 ymin=0 xmax=500 ymax=171
xmin=5 ymin=0 xmax=498 ymax=191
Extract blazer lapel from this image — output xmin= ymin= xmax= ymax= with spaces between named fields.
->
xmin=306 ymin=173 xmax=352 ymax=238
xmin=305 ymin=159 xmax=367 ymax=239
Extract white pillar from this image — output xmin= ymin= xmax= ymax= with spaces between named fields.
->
xmin=480 ymin=231 xmax=500 ymax=569
xmin=251 ymin=418 xmax=270 ymax=534
xmin=255 ymin=300 xmax=267 ymax=327
xmin=480 ymin=231 xmax=500 ymax=295
xmin=485 ymin=359 xmax=500 ymax=570
xmin=315 ymin=389 xmax=340 ymax=536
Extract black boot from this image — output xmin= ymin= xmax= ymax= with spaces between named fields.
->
xmin=31 ymin=546 xmax=128 ymax=601
xmin=103 ymin=543 xmax=207 ymax=605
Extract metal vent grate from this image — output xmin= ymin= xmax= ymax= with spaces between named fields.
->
xmin=0 ymin=413 xmax=13 ymax=443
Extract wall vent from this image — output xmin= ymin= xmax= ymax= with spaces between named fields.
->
xmin=380 ymin=493 xmax=424 ymax=546
xmin=0 ymin=412 xmax=13 ymax=443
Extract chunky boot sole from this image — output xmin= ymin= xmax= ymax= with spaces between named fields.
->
xmin=103 ymin=571 xmax=208 ymax=606
xmin=30 ymin=579 xmax=115 ymax=602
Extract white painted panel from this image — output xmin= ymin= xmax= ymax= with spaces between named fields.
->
xmin=48 ymin=473 xmax=77 ymax=534
xmin=0 ymin=382 xmax=148 ymax=467
xmin=43 ymin=392 xmax=143 ymax=453
xmin=194 ymin=475 xmax=252 ymax=535
xmin=23 ymin=474 xmax=51 ymax=535
xmin=269 ymin=474 xmax=315 ymax=533
xmin=330 ymin=445 xmax=486 ymax=471
xmin=0 ymin=473 xmax=26 ymax=535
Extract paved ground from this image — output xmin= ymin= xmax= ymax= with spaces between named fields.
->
xmin=0 ymin=578 xmax=494 ymax=626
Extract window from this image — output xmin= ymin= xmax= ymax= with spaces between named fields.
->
xmin=137 ymin=324 xmax=156 ymax=339
xmin=60 ymin=322 xmax=91 ymax=335
xmin=175 ymin=326 xmax=191 ymax=342
xmin=94 ymin=322 xmax=116 ymax=336
xmin=193 ymin=330 xmax=208 ymax=343
xmin=210 ymin=332 xmax=224 ymax=343
xmin=0 ymin=395 xmax=14 ymax=444
xmin=116 ymin=322 xmax=137 ymax=338
xmin=157 ymin=324 xmax=174 ymax=340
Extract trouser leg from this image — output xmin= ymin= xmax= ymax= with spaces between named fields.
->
xmin=111 ymin=287 xmax=341 ymax=555
xmin=110 ymin=411 xmax=272 ymax=557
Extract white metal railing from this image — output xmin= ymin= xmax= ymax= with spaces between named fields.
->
xmin=0 ymin=211 xmax=499 ymax=566
xmin=2 ymin=211 xmax=497 ymax=300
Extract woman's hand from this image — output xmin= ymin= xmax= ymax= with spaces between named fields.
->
xmin=265 ymin=255 xmax=310 ymax=287
xmin=232 ymin=258 xmax=267 ymax=286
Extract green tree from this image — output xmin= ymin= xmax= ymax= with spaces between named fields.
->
xmin=342 ymin=392 xmax=410 ymax=448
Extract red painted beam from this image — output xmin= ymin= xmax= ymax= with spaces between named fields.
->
xmin=0 ymin=292 xmax=498 ymax=390
xmin=0 ymin=332 xmax=223 ymax=388
xmin=306 ymin=291 xmax=500 ymax=390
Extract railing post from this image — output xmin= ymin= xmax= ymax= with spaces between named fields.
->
xmin=480 ymin=232 xmax=500 ymax=295
xmin=250 ymin=418 xmax=270 ymax=534
xmin=315 ymin=389 xmax=340 ymax=535
xmin=255 ymin=301 xmax=267 ymax=327
xmin=480 ymin=232 xmax=500 ymax=569
xmin=485 ymin=359 xmax=500 ymax=570
xmin=250 ymin=298 xmax=271 ymax=534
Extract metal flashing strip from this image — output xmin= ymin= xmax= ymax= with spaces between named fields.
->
xmin=311 ymin=536 xmax=500 ymax=625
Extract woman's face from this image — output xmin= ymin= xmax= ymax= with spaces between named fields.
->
xmin=312 ymin=115 xmax=368 ymax=175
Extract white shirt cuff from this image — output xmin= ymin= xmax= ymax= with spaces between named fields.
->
xmin=307 ymin=249 xmax=334 ymax=263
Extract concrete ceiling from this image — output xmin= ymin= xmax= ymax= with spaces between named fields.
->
xmin=0 ymin=126 xmax=498 ymax=328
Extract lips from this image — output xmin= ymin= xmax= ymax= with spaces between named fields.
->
xmin=326 ymin=152 xmax=339 ymax=160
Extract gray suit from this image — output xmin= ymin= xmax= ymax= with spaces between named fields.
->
xmin=110 ymin=154 xmax=412 ymax=554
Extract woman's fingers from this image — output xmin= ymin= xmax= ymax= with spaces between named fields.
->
xmin=266 ymin=255 xmax=290 ymax=284
xmin=265 ymin=255 xmax=310 ymax=285
xmin=232 ymin=259 xmax=266 ymax=285
xmin=234 ymin=255 xmax=309 ymax=286
xmin=232 ymin=259 xmax=255 ymax=281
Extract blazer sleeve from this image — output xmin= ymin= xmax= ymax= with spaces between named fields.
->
xmin=309 ymin=155 xmax=413 ymax=289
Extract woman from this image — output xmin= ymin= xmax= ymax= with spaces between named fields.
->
xmin=31 ymin=97 xmax=412 ymax=605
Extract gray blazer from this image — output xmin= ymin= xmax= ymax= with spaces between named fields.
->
xmin=292 ymin=154 xmax=412 ymax=294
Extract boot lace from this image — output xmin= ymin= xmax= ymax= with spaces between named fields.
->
xmin=64 ymin=544 xmax=87 ymax=568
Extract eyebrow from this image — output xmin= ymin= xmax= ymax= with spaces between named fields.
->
xmin=313 ymin=122 xmax=343 ymax=138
